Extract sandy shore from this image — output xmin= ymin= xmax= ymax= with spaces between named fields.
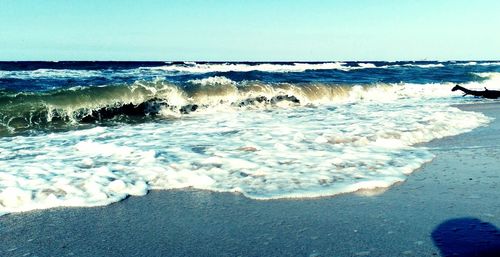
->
xmin=1 ymin=103 xmax=499 ymax=257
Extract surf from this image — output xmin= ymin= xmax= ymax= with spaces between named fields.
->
xmin=1 ymin=64 xmax=500 ymax=216
xmin=0 ymin=76 xmax=478 ymax=135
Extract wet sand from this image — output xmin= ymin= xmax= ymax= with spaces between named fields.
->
xmin=1 ymin=103 xmax=499 ymax=257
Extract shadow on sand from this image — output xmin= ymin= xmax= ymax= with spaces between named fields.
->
xmin=432 ymin=217 xmax=500 ymax=257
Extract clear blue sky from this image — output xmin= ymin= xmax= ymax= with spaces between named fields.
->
xmin=1 ymin=0 xmax=499 ymax=61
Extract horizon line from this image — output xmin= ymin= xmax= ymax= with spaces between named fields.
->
xmin=0 ymin=59 xmax=499 ymax=63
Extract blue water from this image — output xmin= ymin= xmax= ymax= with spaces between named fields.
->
xmin=1 ymin=61 xmax=499 ymax=93
xmin=0 ymin=61 xmax=498 ymax=215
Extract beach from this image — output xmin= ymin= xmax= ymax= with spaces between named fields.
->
xmin=2 ymin=0 xmax=500 ymax=255
xmin=0 ymin=102 xmax=498 ymax=257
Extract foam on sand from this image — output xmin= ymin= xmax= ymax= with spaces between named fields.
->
xmin=0 ymin=85 xmax=491 ymax=215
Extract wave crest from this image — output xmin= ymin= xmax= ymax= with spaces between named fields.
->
xmin=141 ymin=62 xmax=356 ymax=73
xmin=3 ymin=73 xmax=500 ymax=135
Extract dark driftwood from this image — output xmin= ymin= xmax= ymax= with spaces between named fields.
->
xmin=452 ymin=85 xmax=500 ymax=99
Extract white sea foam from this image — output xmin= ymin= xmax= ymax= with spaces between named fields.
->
xmin=0 ymin=68 xmax=163 ymax=80
xmin=452 ymin=61 xmax=500 ymax=67
xmin=0 ymin=69 xmax=103 ymax=79
xmin=403 ymin=63 xmax=445 ymax=68
xmin=457 ymin=61 xmax=478 ymax=66
xmin=478 ymin=62 xmax=500 ymax=66
xmin=3 ymin=62 xmax=496 ymax=81
xmin=357 ymin=63 xmax=377 ymax=68
xmin=141 ymin=62 xmax=360 ymax=73
xmin=188 ymin=76 xmax=236 ymax=86
xmin=467 ymin=73 xmax=500 ymax=90
xmin=0 ymin=77 xmax=493 ymax=215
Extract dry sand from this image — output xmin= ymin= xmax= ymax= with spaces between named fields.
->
xmin=1 ymin=103 xmax=499 ymax=257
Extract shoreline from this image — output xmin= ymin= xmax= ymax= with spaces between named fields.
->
xmin=1 ymin=102 xmax=499 ymax=257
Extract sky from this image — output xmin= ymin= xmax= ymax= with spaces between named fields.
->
xmin=0 ymin=0 xmax=499 ymax=61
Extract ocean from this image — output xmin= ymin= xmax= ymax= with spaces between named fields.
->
xmin=0 ymin=61 xmax=499 ymax=216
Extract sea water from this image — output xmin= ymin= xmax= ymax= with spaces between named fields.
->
xmin=0 ymin=61 xmax=499 ymax=215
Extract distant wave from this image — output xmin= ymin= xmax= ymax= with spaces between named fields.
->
xmin=357 ymin=63 xmax=377 ymax=68
xmin=0 ymin=63 xmax=369 ymax=81
xmin=2 ymin=62 xmax=499 ymax=83
xmin=456 ymin=61 xmax=478 ymax=66
xmin=0 ymin=69 xmax=103 ymax=79
xmin=374 ymin=63 xmax=446 ymax=69
xmin=403 ymin=63 xmax=445 ymax=68
xmin=144 ymin=61 xmax=497 ymax=73
xmin=478 ymin=61 xmax=500 ymax=66
xmin=452 ymin=61 xmax=500 ymax=66
xmin=140 ymin=62 xmax=372 ymax=73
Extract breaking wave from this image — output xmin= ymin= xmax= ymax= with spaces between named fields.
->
xmin=1 ymin=74 xmax=499 ymax=135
